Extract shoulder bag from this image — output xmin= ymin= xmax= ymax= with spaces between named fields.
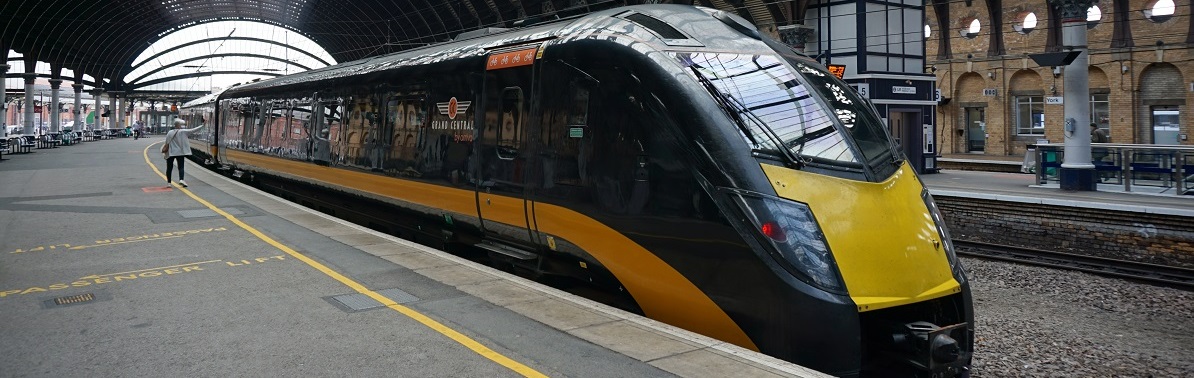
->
xmin=161 ymin=131 xmax=175 ymax=159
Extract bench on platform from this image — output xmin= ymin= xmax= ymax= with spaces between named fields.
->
xmin=15 ymin=136 xmax=35 ymax=153
xmin=38 ymin=134 xmax=61 ymax=149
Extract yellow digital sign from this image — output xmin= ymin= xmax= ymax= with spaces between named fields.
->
xmin=827 ymin=64 xmax=846 ymax=79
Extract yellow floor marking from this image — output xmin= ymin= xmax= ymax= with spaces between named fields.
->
xmin=78 ymin=259 xmax=223 ymax=280
xmin=69 ymin=235 xmax=187 ymax=250
xmin=141 ymin=144 xmax=547 ymax=378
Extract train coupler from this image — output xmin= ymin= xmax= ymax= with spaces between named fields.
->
xmin=888 ymin=321 xmax=970 ymax=377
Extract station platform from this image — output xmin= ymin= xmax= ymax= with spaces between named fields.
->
xmin=0 ymin=138 xmax=827 ymax=377
xmin=929 ymin=154 xmax=1193 ymax=217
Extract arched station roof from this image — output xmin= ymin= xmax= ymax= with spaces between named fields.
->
xmin=1 ymin=0 xmax=806 ymax=93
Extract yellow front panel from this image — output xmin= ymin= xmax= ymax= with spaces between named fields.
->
xmin=761 ymin=163 xmax=960 ymax=312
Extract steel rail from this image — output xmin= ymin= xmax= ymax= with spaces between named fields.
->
xmin=954 ymin=239 xmax=1194 ymax=291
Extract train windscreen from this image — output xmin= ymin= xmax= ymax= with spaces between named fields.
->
xmin=678 ymin=52 xmax=897 ymax=177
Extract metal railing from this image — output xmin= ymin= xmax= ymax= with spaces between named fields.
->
xmin=1033 ymin=143 xmax=1194 ymax=195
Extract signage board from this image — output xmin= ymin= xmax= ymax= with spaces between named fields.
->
xmin=892 ymin=86 xmax=917 ymax=95
xmin=827 ymin=64 xmax=846 ymax=79
xmin=982 ymin=88 xmax=998 ymax=96
xmin=850 ymin=83 xmax=870 ymax=99
xmin=1045 ymin=96 xmax=1063 ymax=105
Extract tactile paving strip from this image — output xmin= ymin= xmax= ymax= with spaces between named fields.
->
xmin=328 ymin=288 xmax=420 ymax=312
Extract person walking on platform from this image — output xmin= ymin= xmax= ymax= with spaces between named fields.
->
xmin=162 ymin=118 xmax=203 ymax=188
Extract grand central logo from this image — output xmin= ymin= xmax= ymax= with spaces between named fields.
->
xmin=432 ymin=96 xmax=473 ymax=131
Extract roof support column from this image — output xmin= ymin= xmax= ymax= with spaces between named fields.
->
xmin=0 ymin=64 xmax=8 ymax=128
xmin=72 ymin=84 xmax=84 ymax=130
xmin=23 ymin=74 xmax=36 ymax=135
xmin=116 ymin=95 xmax=125 ymax=131
xmin=1050 ymin=0 xmax=1096 ymax=191
xmin=149 ymin=100 xmax=157 ymax=134
xmin=92 ymin=89 xmax=103 ymax=132
xmin=49 ymin=79 xmax=62 ymax=134
xmin=108 ymin=92 xmax=118 ymax=131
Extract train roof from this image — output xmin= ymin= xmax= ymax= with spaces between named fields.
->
xmin=182 ymin=89 xmax=225 ymax=107
xmin=222 ymin=5 xmax=781 ymax=98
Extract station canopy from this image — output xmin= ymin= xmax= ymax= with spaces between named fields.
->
xmin=2 ymin=0 xmax=799 ymax=100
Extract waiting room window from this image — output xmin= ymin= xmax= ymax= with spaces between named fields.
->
xmin=1015 ymin=96 xmax=1045 ymax=135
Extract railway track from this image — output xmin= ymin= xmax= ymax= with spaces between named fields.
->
xmin=954 ymin=240 xmax=1194 ymax=291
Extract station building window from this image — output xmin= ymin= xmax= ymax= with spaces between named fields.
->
xmin=1144 ymin=0 xmax=1175 ymax=23
xmin=1087 ymin=6 xmax=1102 ymax=29
xmin=1152 ymin=106 xmax=1180 ymax=145
xmin=960 ymin=19 xmax=980 ymax=39
xmin=1014 ymin=12 xmax=1037 ymax=34
xmin=1015 ymin=96 xmax=1045 ymax=135
xmin=1090 ymin=93 xmax=1109 ymax=137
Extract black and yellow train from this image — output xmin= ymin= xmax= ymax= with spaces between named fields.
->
xmin=182 ymin=5 xmax=973 ymax=377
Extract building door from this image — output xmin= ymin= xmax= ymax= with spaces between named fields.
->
xmin=889 ymin=110 xmax=923 ymax=166
xmin=1151 ymin=106 xmax=1180 ymax=145
xmin=965 ymin=107 xmax=985 ymax=152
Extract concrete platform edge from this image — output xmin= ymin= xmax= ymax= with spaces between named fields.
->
xmin=930 ymin=188 xmax=1194 ymax=218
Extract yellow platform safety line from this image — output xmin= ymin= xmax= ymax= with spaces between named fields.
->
xmin=142 ymin=144 xmax=547 ymax=378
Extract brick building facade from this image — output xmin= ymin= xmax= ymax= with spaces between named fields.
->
xmin=927 ymin=0 xmax=1192 ymax=156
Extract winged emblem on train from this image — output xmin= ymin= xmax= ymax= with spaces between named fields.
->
xmin=436 ymin=97 xmax=471 ymax=120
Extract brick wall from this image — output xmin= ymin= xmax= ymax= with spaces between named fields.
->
xmin=936 ymin=196 xmax=1194 ymax=268
xmin=927 ymin=0 xmax=1194 ymax=156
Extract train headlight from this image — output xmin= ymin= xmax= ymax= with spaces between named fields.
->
xmin=921 ymin=190 xmax=965 ymax=279
xmin=729 ymin=192 xmax=846 ymax=294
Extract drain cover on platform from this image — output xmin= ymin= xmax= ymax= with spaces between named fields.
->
xmin=42 ymin=292 xmax=108 ymax=309
xmin=327 ymin=288 xmax=419 ymax=312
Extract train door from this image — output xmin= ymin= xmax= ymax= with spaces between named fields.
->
xmin=216 ymin=102 xmax=230 ymax=164
xmin=475 ymin=46 xmax=541 ymax=255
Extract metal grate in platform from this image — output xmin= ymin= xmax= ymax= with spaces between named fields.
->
xmin=327 ymin=288 xmax=419 ymax=313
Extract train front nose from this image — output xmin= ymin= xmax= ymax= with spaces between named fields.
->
xmin=759 ymin=162 xmax=974 ymax=376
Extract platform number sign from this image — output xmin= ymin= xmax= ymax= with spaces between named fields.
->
xmin=850 ymin=83 xmax=870 ymax=99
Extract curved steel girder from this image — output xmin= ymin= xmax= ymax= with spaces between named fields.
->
xmin=0 ymin=70 xmax=100 ymax=88
xmin=4 ymin=0 xmax=805 ymax=93
xmin=130 ymin=70 xmax=282 ymax=90
xmin=130 ymin=36 xmax=332 ymax=72
xmin=128 ymin=53 xmax=312 ymax=85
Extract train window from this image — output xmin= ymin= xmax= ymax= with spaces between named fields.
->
xmin=317 ymin=100 xmax=344 ymax=164
xmin=385 ymin=95 xmax=426 ymax=173
xmin=678 ymin=52 xmax=886 ymax=174
xmin=534 ymin=64 xmax=594 ymax=202
xmin=787 ymin=60 xmax=898 ymax=175
xmin=495 ymin=87 xmax=523 ymax=160
xmin=568 ymin=81 xmax=590 ymax=127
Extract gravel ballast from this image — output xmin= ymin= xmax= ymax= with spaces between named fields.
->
xmin=964 ymin=257 xmax=1194 ymax=377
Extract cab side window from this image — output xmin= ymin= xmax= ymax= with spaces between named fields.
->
xmin=535 ymin=65 xmax=595 ymax=203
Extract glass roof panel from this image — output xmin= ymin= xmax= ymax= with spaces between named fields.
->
xmin=128 ymin=20 xmax=334 ymax=92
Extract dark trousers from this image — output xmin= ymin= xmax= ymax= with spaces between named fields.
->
xmin=166 ymin=156 xmax=186 ymax=182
